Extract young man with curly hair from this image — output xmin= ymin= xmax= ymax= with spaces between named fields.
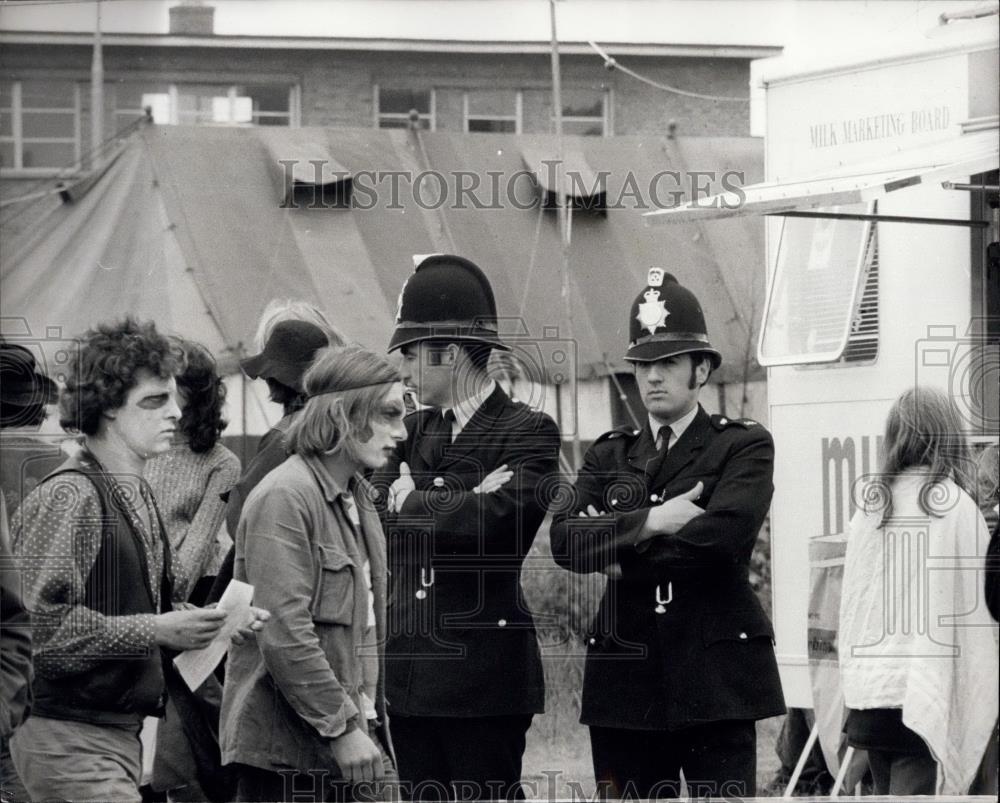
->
xmin=9 ymin=318 xmax=267 ymax=803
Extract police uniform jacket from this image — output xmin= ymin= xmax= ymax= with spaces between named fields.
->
xmin=373 ymin=384 xmax=561 ymax=718
xmin=550 ymin=404 xmax=784 ymax=730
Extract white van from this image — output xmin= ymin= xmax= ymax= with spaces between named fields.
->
xmin=645 ymin=5 xmax=998 ymax=727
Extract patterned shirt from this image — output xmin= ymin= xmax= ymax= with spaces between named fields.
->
xmin=341 ymin=488 xmax=378 ymax=719
xmin=11 ymin=461 xmax=165 ymax=678
xmin=145 ymin=439 xmax=240 ymax=602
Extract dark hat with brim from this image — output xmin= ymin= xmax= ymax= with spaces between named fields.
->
xmin=625 ymin=337 xmax=722 ymax=367
xmin=240 ymin=319 xmax=328 ymax=391
xmin=0 ymin=342 xmax=59 ymax=408
xmin=624 ymin=269 xmax=722 ymax=369
xmin=388 ymin=254 xmax=510 ymax=353
xmin=388 ymin=326 xmax=509 ymax=353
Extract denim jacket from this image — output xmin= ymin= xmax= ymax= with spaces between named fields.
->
xmin=220 ymin=454 xmax=388 ymax=773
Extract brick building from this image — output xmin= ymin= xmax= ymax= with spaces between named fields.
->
xmin=0 ymin=1 xmax=780 ymax=178
xmin=1 ymin=2 xmax=781 ymax=440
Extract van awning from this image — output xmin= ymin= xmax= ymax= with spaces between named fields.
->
xmin=643 ymin=128 xmax=999 ymax=225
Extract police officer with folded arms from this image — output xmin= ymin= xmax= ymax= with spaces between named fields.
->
xmin=374 ymin=255 xmax=561 ymax=801
xmin=551 ymin=269 xmax=784 ymax=799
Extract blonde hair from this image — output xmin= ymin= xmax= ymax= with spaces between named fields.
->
xmin=253 ymin=300 xmax=346 ymax=352
xmin=877 ymin=386 xmax=975 ymax=520
xmin=286 ymin=345 xmax=399 ymax=458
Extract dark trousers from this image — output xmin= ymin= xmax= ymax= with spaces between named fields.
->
xmin=773 ymin=708 xmax=833 ymax=793
xmin=589 ymin=720 xmax=757 ymax=799
xmin=390 ymin=714 xmax=533 ymax=801
xmin=866 ymin=748 xmax=937 ymax=796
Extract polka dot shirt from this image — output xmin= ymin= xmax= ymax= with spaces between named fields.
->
xmin=10 ymin=471 xmax=164 ymax=677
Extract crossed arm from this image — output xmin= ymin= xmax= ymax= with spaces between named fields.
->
xmin=378 ymin=418 xmax=562 ymax=553
xmin=551 ymin=432 xmax=774 ymax=576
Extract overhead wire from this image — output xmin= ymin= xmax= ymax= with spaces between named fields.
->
xmin=588 ymin=41 xmax=751 ymax=103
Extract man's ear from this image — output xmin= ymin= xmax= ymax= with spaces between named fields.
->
xmin=695 ymin=356 xmax=712 ymax=387
xmin=427 ymin=344 xmax=457 ymax=367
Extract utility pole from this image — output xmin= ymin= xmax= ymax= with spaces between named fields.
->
xmin=90 ymin=0 xmax=104 ymax=170
xmin=549 ymin=0 xmax=582 ymax=471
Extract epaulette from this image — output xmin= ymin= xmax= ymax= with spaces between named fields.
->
xmin=593 ymin=426 xmax=641 ymax=445
xmin=711 ymin=414 xmax=759 ymax=431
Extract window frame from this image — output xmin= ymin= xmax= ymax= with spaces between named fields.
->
xmin=559 ymin=88 xmax=611 ymax=137
xmin=757 ymin=202 xmax=878 ymax=367
xmin=112 ymin=82 xmax=299 ymax=128
xmin=374 ymin=84 xmax=436 ymax=131
xmin=463 ymin=90 xmax=522 ymax=134
xmin=1 ymin=80 xmax=82 ymax=177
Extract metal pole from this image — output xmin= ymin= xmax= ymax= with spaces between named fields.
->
xmin=549 ymin=0 xmax=582 ymax=471
xmin=772 ymin=210 xmax=989 ymax=228
xmin=240 ymin=351 xmax=249 ymax=466
xmin=90 ymin=0 xmax=104 ymax=171
xmin=781 ymin=721 xmax=820 ymax=798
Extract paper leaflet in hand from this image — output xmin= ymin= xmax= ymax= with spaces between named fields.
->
xmin=173 ymin=579 xmax=254 ymax=691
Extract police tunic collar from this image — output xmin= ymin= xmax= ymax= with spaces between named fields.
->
xmin=649 ymin=404 xmax=699 ymax=450
xmin=444 ymin=379 xmax=497 ymax=435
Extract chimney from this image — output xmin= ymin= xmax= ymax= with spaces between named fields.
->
xmin=169 ymin=2 xmax=214 ymax=36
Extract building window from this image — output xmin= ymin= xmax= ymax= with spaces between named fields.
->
xmin=0 ymin=80 xmax=80 ymax=173
xmin=112 ymin=82 xmax=169 ymax=131
xmin=113 ymin=83 xmax=296 ymax=128
xmin=376 ymin=87 xmax=434 ymax=130
xmin=464 ymin=90 xmax=521 ymax=134
xmin=560 ymin=88 xmax=609 ymax=136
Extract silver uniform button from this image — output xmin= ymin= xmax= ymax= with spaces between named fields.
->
xmin=588 ymin=637 xmax=597 ymax=646
xmin=650 ymin=494 xmax=659 ymax=503
xmin=433 ymin=476 xmax=445 ymax=487
xmin=739 ymin=632 xmax=748 ymax=640
xmin=498 ymin=619 xmax=507 ymax=627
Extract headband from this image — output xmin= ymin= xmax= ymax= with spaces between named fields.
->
xmin=307 ymin=379 xmax=398 ymax=400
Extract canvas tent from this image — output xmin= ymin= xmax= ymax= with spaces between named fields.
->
xmin=1 ymin=123 xmax=765 ymax=444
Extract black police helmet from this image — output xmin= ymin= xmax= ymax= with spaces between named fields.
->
xmin=625 ymin=268 xmax=722 ymax=368
xmin=388 ymin=254 xmax=510 ymax=353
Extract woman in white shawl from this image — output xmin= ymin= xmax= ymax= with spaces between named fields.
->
xmin=839 ymin=386 xmax=999 ymax=795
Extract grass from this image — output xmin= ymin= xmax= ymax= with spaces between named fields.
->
xmin=518 ymin=519 xmax=784 ymax=798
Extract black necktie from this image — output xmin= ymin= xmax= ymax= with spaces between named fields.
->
xmin=427 ymin=410 xmax=456 ymax=470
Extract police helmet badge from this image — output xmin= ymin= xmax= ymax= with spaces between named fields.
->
xmin=625 ymin=269 xmax=722 ymax=366
xmin=636 ymin=289 xmax=669 ymax=336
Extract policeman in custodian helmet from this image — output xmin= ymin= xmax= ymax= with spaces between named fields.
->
xmin=550 ymin=268 xmax=784 ymax=799
xmin=374 ymin=254 xmax=561 ymax=801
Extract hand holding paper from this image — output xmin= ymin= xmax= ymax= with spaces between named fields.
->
xmin=173 ymin=580 xmax=269 ymax=690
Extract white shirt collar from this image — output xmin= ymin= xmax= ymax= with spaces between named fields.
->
xmin=648 ymin=404 xmax=699 ymax=448
xmin=446 ymin=379 xmax=496 ymax=433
